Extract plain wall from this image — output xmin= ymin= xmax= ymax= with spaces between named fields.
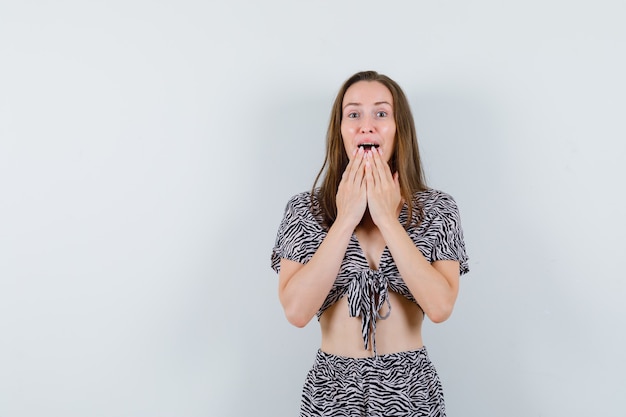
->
xmin=1 ymin=1 xmax=625 ymax=416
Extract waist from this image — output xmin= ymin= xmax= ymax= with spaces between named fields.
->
xmin=319 ymin=292 xmax=424 ymax=358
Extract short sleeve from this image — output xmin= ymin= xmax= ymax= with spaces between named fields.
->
xmin=270 ymin=193 xmax=323 ymax=274
xmin=430 ymin=194 xmax=470 ymax=275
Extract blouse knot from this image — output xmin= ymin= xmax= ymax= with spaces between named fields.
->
xmin=347 ymin=269 xmax=392 ymax=356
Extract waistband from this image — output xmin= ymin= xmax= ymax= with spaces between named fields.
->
xmin=314 ymin=346 xmax=430 ymax=369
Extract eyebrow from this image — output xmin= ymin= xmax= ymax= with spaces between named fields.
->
xmin=343 ymin=101 xmax=392 ymax=110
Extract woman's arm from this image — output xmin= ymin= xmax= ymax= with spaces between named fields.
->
xmin=365 ymin=148 xmax=460 ymax=323
xmin=278 ymin=218 xmax=355 ymax=327
xmin=377 ymin=219 xmax=460 ymax=323
xmin=278 ymin=148 xmax=368 ymax=327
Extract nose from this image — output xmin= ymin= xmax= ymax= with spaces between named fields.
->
xmin=360 ymin=115 xmax=375 ymax=133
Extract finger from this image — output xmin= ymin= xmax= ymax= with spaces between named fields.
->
xmin=368 ymin=150 xmax=381 ymax=185
xmin=341 ymin=150 xmax=354 ymax=177
xmin=342 ymin=147 xmax=361 ymax=184
xmin=364 ymin=156 xmax=374 ymax=187
xmin=378 ymin=147 xmax=395 ymax=177
xmin=370 ymin=148 xmax=389 ymax=186
xmin=349 ymin=146 xmax=366 ymax=181
xmin=393 ymin=171 xmax=401 ymax=192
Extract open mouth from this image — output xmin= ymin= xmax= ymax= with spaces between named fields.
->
xmin=358 ymin=143 xmax=379 ymax=151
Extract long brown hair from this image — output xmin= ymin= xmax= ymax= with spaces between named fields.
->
xmin=312 ymin=70 xmax=427 ymax=229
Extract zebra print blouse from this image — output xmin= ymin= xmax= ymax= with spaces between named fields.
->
xmin=271 ymin=188 xmax=469 ymax=354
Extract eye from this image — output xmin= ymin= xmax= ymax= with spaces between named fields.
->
xmin=376 ymin=111 xmax=388 ymax=118
xmin=346 ymin=112 xmax=359 ymax=119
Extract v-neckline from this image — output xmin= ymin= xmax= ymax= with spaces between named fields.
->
xmin=350 ymin=202 xmax=407 ymax=270
xmin=352 ymin=230 xmax=387 ymax=271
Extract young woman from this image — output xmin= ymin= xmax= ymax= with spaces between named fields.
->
xmin=271 ymin=70 xmax=469 ymax=417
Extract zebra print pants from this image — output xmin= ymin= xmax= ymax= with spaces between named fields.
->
xmin=300 ymin=347 xmax=446 ymax=417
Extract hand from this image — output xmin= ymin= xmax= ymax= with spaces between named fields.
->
xmin=336 ymin=147 xmax=368 ymax=228
xmin=364 ymin=147 xmax=402 ymax=227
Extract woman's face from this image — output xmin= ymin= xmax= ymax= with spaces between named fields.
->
xmin=341 ymin=81 xmax=396 ymax=162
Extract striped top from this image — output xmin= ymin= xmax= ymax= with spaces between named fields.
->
xmin=271 ymin=188 xmax=469 ymax=354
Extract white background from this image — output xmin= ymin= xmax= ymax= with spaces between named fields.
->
xmin=1 ymin=1 xmax=625 ymax=416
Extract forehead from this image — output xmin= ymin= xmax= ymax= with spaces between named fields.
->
xmin=342 ymin=81 xmax=393 ymax=106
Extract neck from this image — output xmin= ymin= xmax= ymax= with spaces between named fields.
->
xmin=358 ymin=209 xmax=375 ymax=230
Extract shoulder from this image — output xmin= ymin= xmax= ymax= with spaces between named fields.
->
xmin=281 ymin=189 xmax=324 ymax=223
xmin=414 ymin=188 xmax=461 ymax=218
xmin=284 ymin=190 xmax=312 ymax=209
xmin=283 ymin=190 xmax=319 ymax=213
xmin=414 ymin=187 xmax=456 ymax=203
xmin=276 ymin=189 xmax=325 ymax=242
